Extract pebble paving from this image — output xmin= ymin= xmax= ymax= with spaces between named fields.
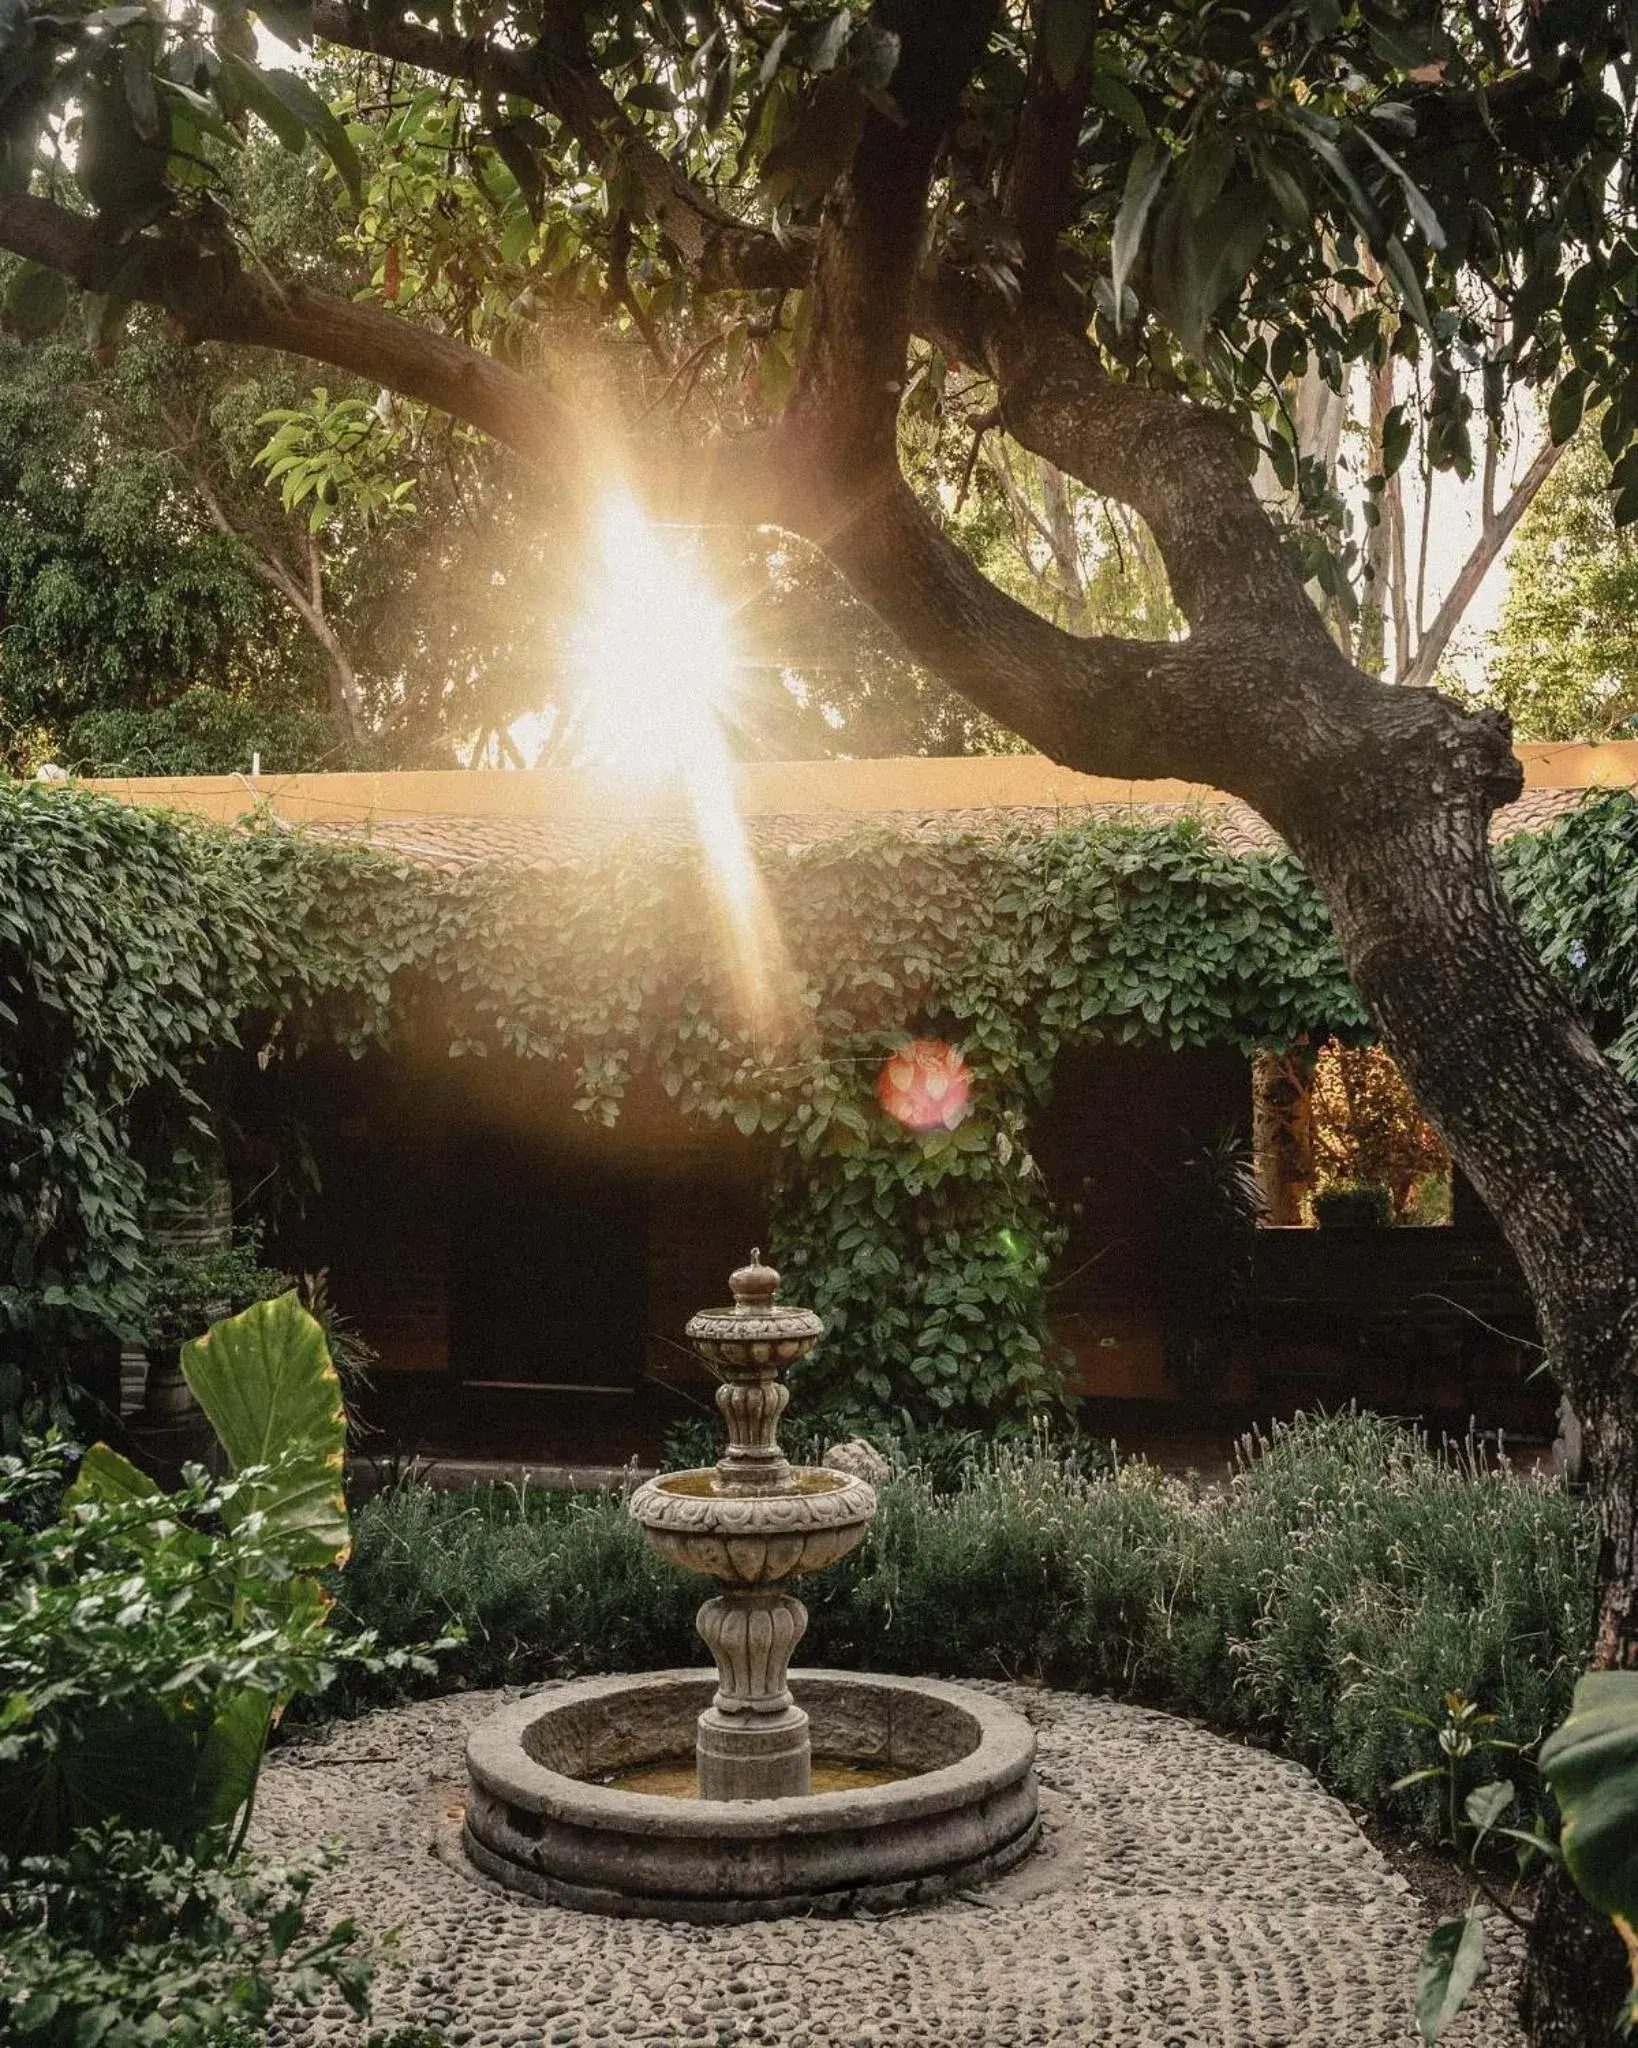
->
xmin=257 ymin=1684 xmax=1521 ymax=2048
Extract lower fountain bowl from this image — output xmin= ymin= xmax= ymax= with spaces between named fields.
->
xmin=462 ymin=1668 xmax=1040 ymax=1923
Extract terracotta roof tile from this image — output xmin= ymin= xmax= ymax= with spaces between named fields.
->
xmin=303 ymin=785 xmax=1600 ymax=873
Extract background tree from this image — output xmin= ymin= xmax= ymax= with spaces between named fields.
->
xmin=1486 ymin=425 xmax=1638 ymax=742
xmin=4 ymin=1 xmax=1638 ymax=2033
xmin=1311 ymin=1038 xmax=1449 ymax=1220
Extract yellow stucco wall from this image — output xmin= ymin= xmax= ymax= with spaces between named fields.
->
xmin=77 ymin=739 xmax=1638 ymax=829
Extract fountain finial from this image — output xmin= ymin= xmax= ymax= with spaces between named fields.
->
xmin=729 ymin=1249 xmax=779 ymax=1313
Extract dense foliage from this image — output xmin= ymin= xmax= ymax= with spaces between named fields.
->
xmin=0 ymin=1296 xmax=427 ymax=2045
xmin=1498 ymin=787 xmax=1638 ymax=1080
xmin=1311 ymin=1038 xmax=1448 ymax=1219
xmin=1488 ymin=426 xmax=1638 ymax=743
xmin=5 ymin=779 xmax=1638 ymax=1426
xmin=0 ymin=780 xmax=1360 ymax=1424
xmin=331 ymin=1411 xmax=1596 ymax=1845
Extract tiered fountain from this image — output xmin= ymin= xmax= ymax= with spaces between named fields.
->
xmin=463 ymin=1255 xmax=1039 ymax=1922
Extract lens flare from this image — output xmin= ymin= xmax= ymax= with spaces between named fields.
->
xmin=566 ymin=491 xmax=796 ymax=1040
xmin=573 ymin=492 xmax=736 ymax=786
xmin=876 ymin=1040 xmax=974 ymax=1132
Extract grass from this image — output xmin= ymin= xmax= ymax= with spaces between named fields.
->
xmin=322 ymin=1410 xmax=1596 ymax=1840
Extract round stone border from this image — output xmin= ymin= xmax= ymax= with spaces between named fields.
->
xmin=463 ymin=1668 xmax=1040 ymax=1924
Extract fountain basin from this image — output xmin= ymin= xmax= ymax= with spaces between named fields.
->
xmin=628 ymin=1467 xmax=876 ymax=1583
xmin=463 ymin=1668 xmax=1040 ymax=1922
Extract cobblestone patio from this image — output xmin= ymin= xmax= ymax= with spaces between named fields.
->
xmin=257 ymin=1684 xmax=1521 ymax=2048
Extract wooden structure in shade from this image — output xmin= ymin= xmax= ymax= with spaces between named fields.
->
xmin=90 ymin=745 xmax=1632 ymax=1465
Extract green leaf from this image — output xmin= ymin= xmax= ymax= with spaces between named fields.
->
xmin=3 ymin=262 xmax=67 ymax=341
xmin=1088 ymin=63 xmax=1146 ymax=137
xmin=1112 ymin=140 xmax=1167 ymax=330
xmin=65 ymin=1442 xmax=159 ymax=1513
xmin=1038 ymin=0 xmax=1094 ymax=90
xmin=121 ymin=44 xmax=163 ymax=146
xmin=182 ymin=1292 xmax=350 ymax=1570
xmin=1380 ymin=234 xmax=1433 ymax=333
xmin=1291 ymin=112 xmax=1385 ymax=244
xmin=1354 ymin=124 xmax=1446 ymax=250
xmin=1415 ymin=1913 xmax=1486 ymax=2043
xmin=1464 ymin=1778 xmax=1514 ymax=1842
xmin=218 ymin=50 xmax=305 ymax=153
xmin=1381 ymin=402 xmax=1413 ymax=476
xmin=1549 ymin=369 xmax=1587 ymax=447
xmin=1540 ymin=1671 xmax=1638 ymax=1928
xmin=487 ymin=123 xmax=543 ymax=220
xmin=194 ymin=1686 xmax=273 ymax=1834
xmin=245 ymin=62 xmax=362 ymax=201
xmin=625 ymin=80 xmax=678 ymax=112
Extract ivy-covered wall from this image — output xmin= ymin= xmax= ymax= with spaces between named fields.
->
xmin=2 ymin=780 xmax=1631 ymax=1428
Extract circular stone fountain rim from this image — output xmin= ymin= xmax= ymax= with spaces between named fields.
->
xmin=465 ymin=1669 xmax=1036 ymax=1839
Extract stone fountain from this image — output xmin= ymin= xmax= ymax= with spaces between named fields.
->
xmin=463 ymin=1255 xmax=1039 ymax=1921
xmin=630 ymin=1251 xmax=875 ymax=1801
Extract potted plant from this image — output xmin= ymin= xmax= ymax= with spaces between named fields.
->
xmin=1311 ymin=1179 xmax=1394 ymax=1229
xmin=140 ymin=1235 xmax=288 ymax=1422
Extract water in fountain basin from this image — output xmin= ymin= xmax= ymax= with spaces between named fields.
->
xmin=603 ymin=1757 xmax=913 ymax=1798
xmin=659 ymin=1469 xmax=854 ymax=1497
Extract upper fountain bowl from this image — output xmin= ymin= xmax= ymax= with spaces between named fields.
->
xmin=629 ymin=1466 xmax=875 ymax=1584
xmin=683 ymin=1250 xmax=824 ymax=1372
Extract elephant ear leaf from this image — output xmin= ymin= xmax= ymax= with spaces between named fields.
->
xmin=195 ymin=1687 xmax=273 ymax=1836
xmin=65 ymin=1442 xmax=160 ymax=1513
xmin=182 ymin=1291 xmax=349 ymax=1570
xmin=1540 ymin=1671 xmax=1638 ymax=1935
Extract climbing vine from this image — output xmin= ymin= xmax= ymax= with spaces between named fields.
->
xmin=12 ymin=782 xmax=1628 ymax=1427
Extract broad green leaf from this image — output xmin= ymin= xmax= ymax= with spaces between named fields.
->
xmin=1380 ymin=234 xmax=1433 ymax=333
xmin=0 ymin=1701 xmax=200 ymax=1857
xmin=1540 ymin=1671 xmax=1638 ymax=1927
xmin=3 ymin=262 xmax=67 ymax=340
xmin=1415 ymin=1912 xmax=1486 ymax=2043
xmin=218 ymin=50 xmax=306 ymax=153
xmin=1112 ymin=141 xmax=1167 ymax=330
xmin=65 ymin=1440 xmax=160 ymax=1512
xmin=251 ymin=63 xmax=362 ymax=201
xmin=182 ymin=1292 xmax=349 ymax=1569
xmin=194 ymin=1686 xmax=272 ymax=1833
xmin=1039 ymin=0 xmax=1094 ymax=91
xmin=1549 ymin=370 xmax=1587 ymax=447
xmin=1354 ymin=124 xmax=1446 ymax=250
xmin=625 ymin=80 xmax=678 ymax=112
xmin=1088 ymin=63 xmax=1146 ymax=137
xmin=1463 ymin=1778 xmax=1514 ymax=1842
xmin=1291 ymin=113 xmax=1385 ymax=244
xmin=1381 ymin=402 xmax=1413 ymax=475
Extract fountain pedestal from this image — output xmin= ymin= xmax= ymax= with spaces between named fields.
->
xmin=695 ymin=1588 xmax=810 ymax=1798
xmin=629 ymin=1252 xmax=875 ymax=1801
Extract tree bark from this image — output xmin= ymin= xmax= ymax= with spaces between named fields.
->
xmin=1252 ymin=1049 xmax=1316 ymax=1226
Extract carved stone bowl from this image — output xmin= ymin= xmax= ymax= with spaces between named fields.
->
xmin=628 ymin=1467 xmax=876 ymax=1585
xmin=463 ymin=1669 xmax=1041 ymax=1922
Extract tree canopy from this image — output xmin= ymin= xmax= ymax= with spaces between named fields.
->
xmin=1489 ymin=423 xmax=1638 ymax=743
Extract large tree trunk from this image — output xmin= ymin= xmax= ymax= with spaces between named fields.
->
xmin=1283 ymin=801 xmax=1638 ymax=2045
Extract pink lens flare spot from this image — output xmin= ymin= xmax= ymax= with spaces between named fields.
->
xmin=876 ymin=1039 xmax=973 ymax=1133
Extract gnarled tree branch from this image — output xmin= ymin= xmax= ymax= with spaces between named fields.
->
xmin=0 ymin=191 xmax=579 ymax=478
